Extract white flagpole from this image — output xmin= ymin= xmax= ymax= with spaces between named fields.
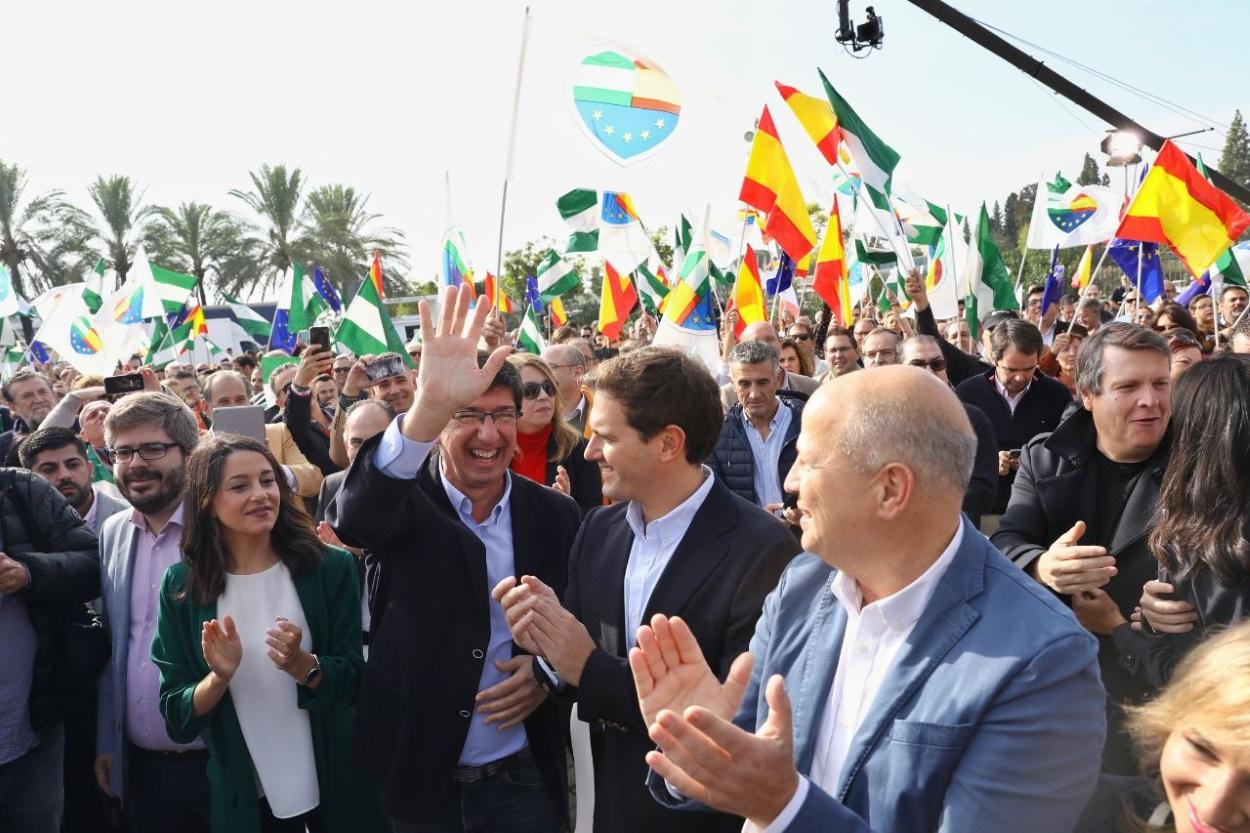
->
xmin=1066 ymin=245 xmax=1114 ymax=335
xmin=495 ymin=6 xmax=532 ymax=279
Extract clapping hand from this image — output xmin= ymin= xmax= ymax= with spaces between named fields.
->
xmin=629 ymin=614 xmax=753 ymax=729
xmin=476 ymin=656 xmax=547 ymax=729
xmin=201 ymin=616 xmax=242 ymax=682
xmin=265 ymin=617 xmax=314 ymax=682
xmin=492 ymin=575 xmax=595 ymax=685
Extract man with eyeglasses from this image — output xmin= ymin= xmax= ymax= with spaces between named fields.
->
xmin=541 ymin=344 xmax=591 ymax=433
xmin=901 ymin=336 xmax=999 ymax=526
xmin=95 ymin=392 xmax=211 ymax=833
xmin=818 ymin=327 xmax=860 ymax=382
xmin=860 ymin=327 xmax=901 ymax=368
xmin=954 ymin=319 xmax=1072 ymax=533
xmin=329 ymin=285 xmax=581 ymax=832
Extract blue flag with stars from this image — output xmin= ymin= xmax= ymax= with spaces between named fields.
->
xmin=525 ymin=276 xmax=543 ymax=314
xmin=1108 ymin=239 xmax=1164 ymax=303
xmin=312 ymin=265 xmax=342 ymax=312
xmin=765 ymin=254 xmax=795 ymax=297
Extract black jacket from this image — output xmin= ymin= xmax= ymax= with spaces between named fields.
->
xmin=328 ymin=436 xmax=581 ymax=827
xmin=962 ymin=402 xmax=1000 ymax=526
xmin=991 ymin=408 xmax=1168 ymax=774
xmin=915 ymin=305 xmax=992 ymax=386
xmin=707 ymin=394 xmax=804 ymax=506
xmin=561 ymin=478 xmax=800 ymax=833
xmin=284 ymin=387 xmax=341 ymax=477
xmin=0 ymin=468 xmax=101 ymax=732
xmin=956 ymin=370 xmax=1073 ymax=514
xmin=542 ymin=435 xmax=601 ymax=515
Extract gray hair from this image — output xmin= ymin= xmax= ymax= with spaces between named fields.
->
xmin=346 ymin=398 xmax=395 ymax=421
xmin=103 ymin=391 xmax=200 ymax=452
xmin=900 ymin=334 xmax=941 ymax=360
xmin=833 ymin=386 xmax=976 ymax=494
xmin=202 ymin=370 xmax=251 ymax=402
xmin=1075 ymin=322 xmax=1170 ymax=396
xmin=729 ymin=340 xmax=781 ymax=374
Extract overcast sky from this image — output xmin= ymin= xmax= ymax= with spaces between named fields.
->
xmin=6 ymin=0 xmax=1245 ymax=297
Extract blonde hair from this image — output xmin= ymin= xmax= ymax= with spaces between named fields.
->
xmin=508 ymin=353 xmax=580 ymax=463
xmin=1128 ymin=621 xmax=1250 ymax=776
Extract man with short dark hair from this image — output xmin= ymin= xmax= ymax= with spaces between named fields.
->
xmin=1219 ymin=283 xmax=1248 ymax=334
xmin=818 ymin=327 xmax=860 ymax=382
xmin=709 ymin=341 xmax=804 ymax=509
xmin=313 ymin=373 xmax=337 ymax=409
xmin=19 ymin=428 xmax=128 ymax=532
xmin=994 ymin=323 xmax=1172 ymax=774
xmin=495 ymin=344 xmax=800 ymax=833
xmin=955 ymin=319 xmax=1072 ymax=529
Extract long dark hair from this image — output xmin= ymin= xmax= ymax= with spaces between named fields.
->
xmin=1150 ymin=354 xmax=1250 ymax=584
xmin=179 ymin=435 xmax=323 ymax=605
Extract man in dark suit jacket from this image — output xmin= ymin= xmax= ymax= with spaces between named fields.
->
xmin=329 ymin=285 xmax=581 ymax=833
xmin=496 ymin=346 xmax=800 ymax=833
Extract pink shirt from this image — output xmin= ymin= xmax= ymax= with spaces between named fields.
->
xmin=125 ymin=504 xmax=204 ymax=751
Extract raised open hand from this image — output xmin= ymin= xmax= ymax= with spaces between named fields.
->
xmin=403 ymin=284 xmax=513 ymax=442
xmin=629 ymin=614 xmax=753 ymax=729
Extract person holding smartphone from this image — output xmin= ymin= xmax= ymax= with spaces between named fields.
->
xmin=328 ymin=353 xmax=414 ymax=469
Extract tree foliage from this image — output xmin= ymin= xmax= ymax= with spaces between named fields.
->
xmin=0 ymin=161 xmax=96 ymax=298
xmin=88 ymin=174 xmax=155 ymax=287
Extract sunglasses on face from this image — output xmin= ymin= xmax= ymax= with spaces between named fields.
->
xmin=522 ymin=380 xmax=556 ymax=399
xmin=907 ymin=357 xmax=947 ymax=372
xmin=789 ymin=332 xmax=812 ymax=341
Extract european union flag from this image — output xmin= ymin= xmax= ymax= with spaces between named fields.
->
xmin=29 ymin=341 xmax=50 ymax=364
xmin=1108 ymin=239 xmax=1165 ymax=303
xmin=1040 ymin=246 xmax=1063 ymax=315
xmin=524 ymin=276 xmax=543 ymax=314
xmin=765 ymin=253 xmax=795 ymax=297
xmin=312 ymin=265 xmax=342 ymax=312
xmin=1176 ymin=273 xmax=1212 ymax=307
xmin=268 ymin=309 xmax=297 ymax=353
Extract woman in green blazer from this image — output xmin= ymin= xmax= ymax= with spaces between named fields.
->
xmin=151 ymin=434 xmax=389 ymax=833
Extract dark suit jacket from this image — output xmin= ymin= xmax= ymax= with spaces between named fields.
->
xmin=543 ymin=435 xmax=601 ymax=515
xmin=563 ymin=477 xmax=800 ymax=833
xmin=328 ymin=435 xmax=582 ymax=827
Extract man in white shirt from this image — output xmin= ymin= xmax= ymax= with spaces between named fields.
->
xmin=629 ymin=366 xmax=1104 ymax=833
xmin=541 ymin=344 xmax=590 ymax=433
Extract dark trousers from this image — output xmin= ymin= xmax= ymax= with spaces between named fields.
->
xmin=0 ymin=723 xmax=64 ymax=833
xmin=63 ymin=689 xmax=115 ymax=833
xmin=123 ymin=743 xmax=211 ymax=833
xmin=259 ymin=797 xmax=326 ymax=833
xmin=392 ymin=750 xmax=559 ymax=833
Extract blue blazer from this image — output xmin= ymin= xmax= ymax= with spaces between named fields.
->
xmin=653 ymin=517 xmax=1106 ymax=832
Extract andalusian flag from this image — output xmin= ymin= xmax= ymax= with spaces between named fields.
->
xmin=673 ymin=214 xmax=694 ymax=269
xmin=812 ymin=198 xmax=853 ymax=327
xmin=775 ymin=81 xmax=840 ymax=165
xmin=132 ymin=246 xmax=197 ymax=320
xmin=335 ymin=276 xmax=411 ymax=363
xmin=517 ymin=307 xmax=547 ymax=354
xmin=819 ymin=69 xmax=900 ymax=196
xmin=1117 ymin=141 xmax=1250 ymax=277
xmin=635 ymin=262 xmax=670 ymax=315
xmin=536 ymin=250 xmax=579 ymax=300
xmin=223 ymin=295 xmax=271 ymax=341
xmin=598 ymin=262 xmax=637 ymax=340
xmin=287 ymin=263 xmax=327 ymax=333
xmin=739 ymin=106 xmax=816 ymax=262
xmin=965 ymin=202 xmax=1019 ymax=331
xmin=732 ymin=245 xmax=767 ymax=326
xmin=82 ymin=258 xmax=107 ymax=314
xmin=557 ymin=189 xmax=600 ymax=254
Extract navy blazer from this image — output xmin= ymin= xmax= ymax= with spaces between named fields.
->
xmin=653 ymin=517 xmax=1106 ymax=832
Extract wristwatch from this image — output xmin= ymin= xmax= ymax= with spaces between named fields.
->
xmin=301 ymin=654 xmax=322 ymax=687
xmin=290 ymin=382 xmax=311 ymax=396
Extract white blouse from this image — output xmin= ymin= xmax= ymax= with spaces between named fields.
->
xmin=219 ymin=561 xmax=319 ymax=819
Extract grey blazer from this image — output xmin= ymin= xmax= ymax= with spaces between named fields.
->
xmin=88 ymin=487 xmax=129 ymax=533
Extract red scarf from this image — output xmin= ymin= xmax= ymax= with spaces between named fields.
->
xmin=511 ymin=424 xmax=551 ymax=484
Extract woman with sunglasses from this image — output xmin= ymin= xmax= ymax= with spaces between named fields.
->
xmin=150 ymin=435 xmax=388 ymax=833
xmin=778 ymin=337 xmax=814 ymax=378
xmin=507 ymin=354 xmax=602 ymax=513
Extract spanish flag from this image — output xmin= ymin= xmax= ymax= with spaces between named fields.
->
xmin=1117 ymin=140 xmax=1250 ymax=277
xmin=1071 ymin=245 xmax=1094 ymax=290
xmin=739 ymin=106 xmax=817 ymax=263
xmin=733 ymin=245 xmax=768 ymax=328
xmin=598 ymin=262 xmax=637 ymax=341
xmin=812 ymin=195 xmax=854 ymax=328
xmin=775 ymin=81 xmax=840 ymax=166
xmin=550 ymin=296 xmax=568 ymax=327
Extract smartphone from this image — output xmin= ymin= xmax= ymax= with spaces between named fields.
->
xmin=308 ymin=326 xmax=331 ymax=352
xmin=1008 ymin=449 xmax=1021 ymax=460
xmin=104 ymin=373 xmax=144 ymax=395
xmin=364 ymin=355 xmax=405 ymax=381
xmin=210 ymin=405 xmax=267 ymax=442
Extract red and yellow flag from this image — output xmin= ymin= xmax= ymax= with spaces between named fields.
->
xmin=550 ymin=296 xmax=568 ymax=327
xmin=483 ymin=272 xmax=513 ymax=314
xmin=775 ymin=81 xmax=840 ymax=165
xmin=812 ymin=196 xmax=854 ymax=328
xmin=733 ymin=245 xmax=767 ymax=328
xmin=598 ymin=262 xmax=637 ymax=341
xmin=369 ymin=251 xmax=385 ymax=299
xmin=1117 ymin=140 xmax=1250 ymax=277
xmin=739 ymin=106 xmax=817 ymax=263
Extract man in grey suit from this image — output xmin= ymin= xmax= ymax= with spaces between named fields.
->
xmin=20 ymin=428 xmax=129 ymax=533
xmin=94 ymin=393 xmax=210 ymax=833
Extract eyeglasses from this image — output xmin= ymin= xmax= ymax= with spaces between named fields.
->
xmin=522 ymin=380 xmax=556 ymax=400
xmin=907 ymin=357 xmax=947 ymax=372
xmin=109 ymin=442 xmax=181 ymax=463
xmin=451 ymin=409 xmax=518 ymax=427
xmin=547 ymin=362 xmax=585 ymax=371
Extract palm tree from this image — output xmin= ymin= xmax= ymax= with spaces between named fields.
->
xmin=300 ymin=184 xmax=409 ymax=299
xmin=229 ymin=164 xmax=308 ymax=294
xmin=145 ymin=202 xmax=258 ymax=304
xmin=88 ymin=174 xmax=155 ymax=289
xmin=0 ymin=160 xmax=97 ymax=300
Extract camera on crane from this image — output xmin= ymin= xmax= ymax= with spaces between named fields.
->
xmin=835 ymin=1 xmax=885 ymax=53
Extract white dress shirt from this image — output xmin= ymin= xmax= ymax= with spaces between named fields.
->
xmin=741 ymin=401 xmax=793 ymax=509
xmin=994 ymin=377 xmax=1030 ymax=415
xmin=749 ymin=522 xmax=965 ymax=833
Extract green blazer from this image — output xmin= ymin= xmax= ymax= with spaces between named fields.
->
xmin=151 ymin=546 xmax=390 ymax=833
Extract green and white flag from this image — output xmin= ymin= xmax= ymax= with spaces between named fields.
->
xmin=536 ymin=250 xmax=579 ymax=300
xmin=557 ymin=189 xmax=599 ymax=254
xmin=82 ymin=258 xmax=107 ymax=314
xmin=964 ymin=202 xmax=1019 ymax=334
xmin=0 ymin=265 xmax=21 ymax=318
xmin=517 ymin=307 xmax=547 ymax=354
xmin=635 ymin=261 xmax=671 ymax=315
xmin=673 ymin=214 xmax=693 ymax=269
xmin=1197 ymin=155 xmax=1248 ymax=288
xmin=819 ymin=69 xmax=901 ymax=196
xmin=133 ymin=246 xmax=197 ymax=320
xmin=223 ymin=295 xmax=272 ymax=340
xmin=334 ymin=277 xmax=411 ymax=364
xmin=287 ymin=263 xmax=328 ymax=332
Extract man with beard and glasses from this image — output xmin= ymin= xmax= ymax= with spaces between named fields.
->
xmin=19 ymin=428 xmax=129 ymax=534
xmin=94 ymin=393 xmax=211 ymax=833
xmin=0 ymin=370 xmax=58 ymax=465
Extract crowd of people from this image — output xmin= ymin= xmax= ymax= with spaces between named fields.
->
xmin=1 ymin=273 xmax=1249 ymax=833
